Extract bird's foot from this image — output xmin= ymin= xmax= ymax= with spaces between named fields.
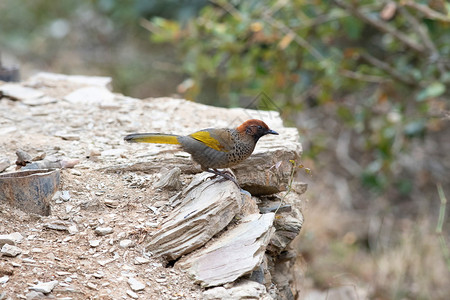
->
xmin=206 ymin=169 xmax=240 ymax=189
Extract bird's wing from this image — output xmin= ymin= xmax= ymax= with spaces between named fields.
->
xmin=189 ymin=130 xmax=230 ymax=152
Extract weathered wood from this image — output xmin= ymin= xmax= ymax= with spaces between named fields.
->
xmin=145 ymin=173 xmax=245 ymax=260
xmin=176 ymin=213 xmax=275 ymax=287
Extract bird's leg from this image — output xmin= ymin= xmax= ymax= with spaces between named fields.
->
xmin=206 ymin=168 xmax=240 ymax=188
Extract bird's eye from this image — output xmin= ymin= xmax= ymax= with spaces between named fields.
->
xmin=258 ymin=125 xmax=263 ymax=130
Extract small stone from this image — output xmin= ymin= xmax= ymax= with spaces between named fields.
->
xmin=89 ymin=240 xmax=101 ymax=248
xmin=104 ymin=199 xmax=119 ymax=208
xmin=126 ymin=290 xmax=139 ymax=299
xmin=89 ymin=149 xmax=101 ymax=157
xmin=92 ymin=271 xmax=105 ymax=278
xmin=25 ymin=291 xmax=46 ymax=299
xmin=68 ymin=224 xmax=78 ymax=235
xmin=128 ymin=277 xmax=145 ymax=291
xmin=31 ymin=248 xmax=43 ymax=253
xmin=119 ymin=239 xmax=134 ymax=249
xmin=29 ymin=280 xmax=58 ymax=294
xmin=0 ymin=275 xmax=9 ymax=284
xmin=0 ymin=232 xmax=23 ymax=247
xmin=60 ymin=191 xmax=71 ymax=202
xmin=44 ymin=222 xmax=69 ymax=231
xmin=70 ymin=169 xmax=82 ymax=176
xmin=16 ymin=149 xmax=32 ymax=165
xmin=94 ymin=227 xmax=113 ymax=236
xmin=54 ymin=132 xmax=80 ymax=141
xmin=86 ymin=282 xmax=98 ymax=290
xmin=1 ymin=244 xmax=22 ymax=257
xmin=134 ymin=257 xmax=150 ymax=265
xmin=0 ymin=157 xmax=10 ymax=172
xmin=65 ymin=204 xmax=74 ymax=213
xmin=0 ymin=83 xmax=45 ymax=101
xmin=154 ymin=167 xmax=182 ymax=190
xmin=64 ymin=86 xmax=114 ymax=105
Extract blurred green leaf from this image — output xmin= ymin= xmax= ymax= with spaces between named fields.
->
xmin=416 ymin=82 xmax=446 ymax=101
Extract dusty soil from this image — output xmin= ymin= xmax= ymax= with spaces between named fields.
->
xmin=0 ymin=79 xmax=230 ymax=299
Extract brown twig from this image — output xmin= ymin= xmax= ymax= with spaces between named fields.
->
xmin=334 ymin=0 xmax=426 ymax=54
xmin=399 ymin=6 xmax=447 ymax=76
xmin=402 ymin=1 xmax=450 ymax=23
xmin=339 ymin=69 xmax=386 ymax=83
xmin=360 ymin=52 xmax=416 ymax=86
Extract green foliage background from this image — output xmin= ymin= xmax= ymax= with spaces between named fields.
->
xmin=1 ymin=0 xmax=450 ymax=298
xmin=148 ymin=0 xmax=450 ymax=196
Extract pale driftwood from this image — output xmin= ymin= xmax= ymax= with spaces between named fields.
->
xmin=202 ymin=280 xmax=272 ymax=300
xmin=145 ymin=172 xmax=245 ymax=260
xmin=176 ymin=213 xmax=275 ymax=287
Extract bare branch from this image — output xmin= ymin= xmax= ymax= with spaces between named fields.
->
xmin=402 ymin=1 xmax=450 ymax=23
xmin=334 ymin=0 xmax=426 ymax=54
xmin=263 ymin=13 xmax=324 ymax=61
xmin=339 ymin=69 xmax=386 ymax=83
xmin=360 ymin=52 xmax=416 ymax=86
xmin=399 ymin=6 xmax=447 ymax=75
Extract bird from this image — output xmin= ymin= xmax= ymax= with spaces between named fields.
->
xmin=124 ymin=119 xmax=279 ymax=186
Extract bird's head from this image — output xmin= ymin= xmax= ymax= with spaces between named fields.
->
xmin=236 ymin=119 xmax=279 ymax=142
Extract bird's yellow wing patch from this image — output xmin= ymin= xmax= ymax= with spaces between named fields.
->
xmin=189 ymin=131 xmax=228 ymax=152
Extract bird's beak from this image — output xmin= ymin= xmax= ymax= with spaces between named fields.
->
xmin=267 ymin=129 xmax=279 ymax=135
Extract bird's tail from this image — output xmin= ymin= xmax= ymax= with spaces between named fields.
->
xmin=124 ymin=133 xmax=180 ymax=144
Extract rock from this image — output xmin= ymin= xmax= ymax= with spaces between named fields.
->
xmin=1 ymin=244 xmax=22 ymax=257
xmin=154 ymin=167 xmax=182 ymax=190
xmin=0 ymin=232 xmax=23 ymax=247
xmin=0 ymin=275 xmax=9 ymax=284
xmin=128 ymin=277 xmax=145 ymax=291
xmin=134 ymin=256 xmax=150 ymax=265
xmin=29 ymin=280 xmax=58 ymax=294
xmin=25 ymin=291 xmax=48 ymax=299
xmin=267 ymin=214 xmax=304 ymax=255
xmin=126 ymin=290 xmax=139 ymax=299
xmin=145 ymin=173 xmax=244 ymax=260
xmin=86 ymin=282 xmax=98 ymax=290
xmin=69 ymin=169 xmax=82 ymax=176
xmin=64 ymin=86 xmax=115 ymax=105
xmin=93 ymin=271 xmax=105 ymax=278
xmin=119 ymin=239 xmax=135 ymax=248
xmin=68 ymin=224 xmax=78 ymax=235
xmin=16 ymin=149 xmax=32 ymax=165
xmin=27 ymin=72 xmax=112 ymax=88
xmin=232 ymin=128 xmax=302 ymax=195
xmin=22 ymin=96 xmax=57 ymax=106
xmin=104 ymin=199 xmax=119 ymax=208
xmin=89 ymin=240 xmax=101 ymax=248
xmin=0 ymin=83 xmax=44 ymax=101
xmin=44 ymin=222 xmax=69 ymax=231
xmin=177 ymin=213 xmax=275 ymax=287
xmin=202 ymin=280 xmax=272 ymax=300
xmin=0 ymin=158 xmax=10 ymax=172
xmin=94 ymin=227 xmax=113 ymax=236
xmin=60 ymin=191 xmax=71 ymax=202
xmin=54 ymin=132 xmax=80 ymax=141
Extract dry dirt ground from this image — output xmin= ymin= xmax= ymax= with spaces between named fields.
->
xmin=0 ymin=77 xmax=262 ymax=299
